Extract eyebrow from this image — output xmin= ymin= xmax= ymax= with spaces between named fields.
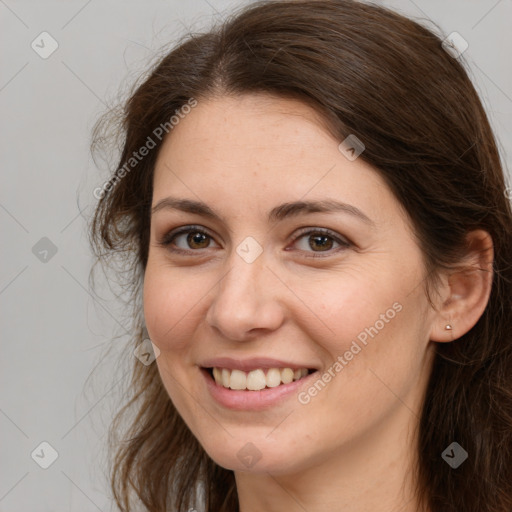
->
xmin=151 ymin=197 xmax=375 ymax=226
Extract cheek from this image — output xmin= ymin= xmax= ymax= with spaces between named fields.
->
xmin=295 ymin=266 xmax=405 ymax=349
xmin=302 ymin=265 xmax=424 ymax=395
xmin=142 ymin=264 xmax=205 ymax=352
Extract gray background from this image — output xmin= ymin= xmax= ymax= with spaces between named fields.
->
xmin=1 ymin=1 xmax=511 ymax=510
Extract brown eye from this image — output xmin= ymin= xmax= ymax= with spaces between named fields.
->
xmin=308 ymin=234 xmax=335 ymax=251
xmin=290 ymin=228 xmax=351 ymax=258
xmin=159 ymin=226 xmax=219 ymax=254
xmin=185 ymin=231 xmax=210 ymax=249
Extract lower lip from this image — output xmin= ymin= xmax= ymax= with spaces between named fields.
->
xmin=200 ymin=368 xmax=318 ymax=411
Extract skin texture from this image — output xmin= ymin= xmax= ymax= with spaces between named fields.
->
xmin=143 ymin=93 xmax=493 ymax=512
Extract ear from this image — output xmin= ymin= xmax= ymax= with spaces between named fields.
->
xmin=429 ymin=229 xmax=494 ymax=342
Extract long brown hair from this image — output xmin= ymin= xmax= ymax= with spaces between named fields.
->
xmin=89 ymin=1 xmax=512 ymax=510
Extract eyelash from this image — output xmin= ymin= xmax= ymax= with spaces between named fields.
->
xmin=157 ymin=225 xmax=351 ymax=258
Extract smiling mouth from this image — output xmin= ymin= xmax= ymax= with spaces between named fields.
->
xmin=203 ymin=367 xmax=317 ymax=391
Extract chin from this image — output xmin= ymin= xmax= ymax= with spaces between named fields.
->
xmin=200 ymin=436 xmax=309 ymax=475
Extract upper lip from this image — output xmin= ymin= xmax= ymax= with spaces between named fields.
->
xmin=200 ymin=357 xmax=318 ymax=372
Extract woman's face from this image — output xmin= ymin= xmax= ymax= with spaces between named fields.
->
xmin=143 ymin=93 xmax=438 ymax=475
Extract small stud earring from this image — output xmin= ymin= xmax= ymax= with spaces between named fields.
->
xmin=445 ymin=324 xmax=453 ymax=331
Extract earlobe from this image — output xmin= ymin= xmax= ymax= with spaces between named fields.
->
xmin=430 ymin=320 xmax=456 ymax=343
xmin=430 ymin=229 xmax=494 ymax=343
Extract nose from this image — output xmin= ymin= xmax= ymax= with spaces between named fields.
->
xmin=205 ymin=249 xmax=285 ymax=341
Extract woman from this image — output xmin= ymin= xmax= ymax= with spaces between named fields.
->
xmin=89 ymin=1 xmax=512 ymax=511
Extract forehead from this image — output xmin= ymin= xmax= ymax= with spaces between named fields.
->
xmin=160 ymin=94 xmax=333 ymax=157
xmin=155 ymin=94 xmax=366 ymax=182
xmin=151 ymin=94 xmax=408 ymax=232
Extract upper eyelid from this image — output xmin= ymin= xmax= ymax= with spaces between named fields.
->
xmin=161 ymin=225 xmax=217 ymax=242
xmin=160 ymin=225 xmax=350 ymax=249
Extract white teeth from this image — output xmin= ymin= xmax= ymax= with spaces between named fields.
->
xmin=266 ymin=368 xmax=281 ymax=388
xmin=221 ymin=368 xmax=230 ymax=388
xmin=211 ymin=366 xmax=312 ymax=390
xmin=246 ymin=369 xmax=266 ymax=390
xmin=229 ymin=369 xmax=247 ymax=390
xmin=281 ymin=367 xmax=294 ymax=384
